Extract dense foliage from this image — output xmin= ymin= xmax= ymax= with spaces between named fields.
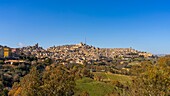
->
xmin=0 ymin=56 xmax=169 ymax=96
xmin=109 ymin=57 xmax=170 ymax=96
xmin=9 ymin=66 xmax=76 ymax=96
xmin=129 ymin=57 xmax=170 ymax=96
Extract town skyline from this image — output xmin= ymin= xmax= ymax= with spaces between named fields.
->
xmin=0 ymin=42 xmax=163 ymax=56
xmin=0 ymin=42 xmax=153 ymax=65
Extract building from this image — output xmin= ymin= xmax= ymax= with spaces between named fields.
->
xmin=0 ymin=46 xmax=4 ymax=57
xmin=139 ymin=52 xmax=153 ymax=58
xmin=3 ymin=47 xmax=11 ymax=57
xmin=11 ymin=48 xmax=20 ymax=54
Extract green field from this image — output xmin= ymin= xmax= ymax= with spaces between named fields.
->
xmin=75 ymin=72 xmax=132 ymax=96
xmin=75 ymin=77 xmax=115 ymax=96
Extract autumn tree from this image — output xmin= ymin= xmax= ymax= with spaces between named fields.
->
xmin=41 ymin=66 xmax=75 ymax=96
xmin=9 ymin=65 xmax=76 ymax=96
xmin=9 ymin=67 xmax=42 ymax=96
xmin=129 ymin=57 xmax=170 ymax=96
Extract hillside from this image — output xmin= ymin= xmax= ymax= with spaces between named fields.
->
xmin=11 ymin=43 xmax=153 ymax=66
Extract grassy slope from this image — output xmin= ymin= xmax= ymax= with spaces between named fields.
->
xmin=75 ymin=77 xmax=114 ymax=96
xmin=75 ymin=72 xmax=131 ymax=96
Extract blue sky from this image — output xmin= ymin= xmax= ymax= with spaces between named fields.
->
xmin=0 ymin=0 xmax=170 ymax=54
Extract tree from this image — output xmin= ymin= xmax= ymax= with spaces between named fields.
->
xmin=129 ymin=57 xmax=170 ymax=96
xmin=9 ymin=67 xmax=42 ymax=96
xmin=42 ymin=66 xmax=75 ymax=96
xmin=9 ymin=65 xmax=76 ymax=96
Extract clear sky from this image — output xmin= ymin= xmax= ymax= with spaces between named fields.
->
xmin=0 ymin=0 xmax=170 ymax=54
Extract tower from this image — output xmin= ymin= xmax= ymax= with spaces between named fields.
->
xmin=35 ymin=43 xmax=39 ymax=48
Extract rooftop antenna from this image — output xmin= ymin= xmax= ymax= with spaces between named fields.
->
xmin=84 ymin=32 xmax=87 ymax=45
xmin=85 ymin=37 xmax=87 ymax=45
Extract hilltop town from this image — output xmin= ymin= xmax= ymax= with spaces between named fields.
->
xmin=0 ymin=43 xmax=153 ymax=66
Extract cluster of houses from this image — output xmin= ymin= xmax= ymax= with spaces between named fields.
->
xmin=47 ymin=43 xmax=111 ymax=64
xmin=0 ymin=43 xmax=153 ymax=65
xmin=102 ymin=47 xmax=153 ymax=59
